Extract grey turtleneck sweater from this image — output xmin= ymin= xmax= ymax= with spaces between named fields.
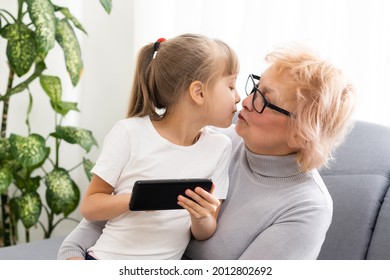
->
xmin=184 ymin=127 xmax=333 ymax=259
xmin=57 ymin=126 xmax=332 ymax=260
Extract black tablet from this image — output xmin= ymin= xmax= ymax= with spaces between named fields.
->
xmin=129 ymin=178 xmax=213 ymax=211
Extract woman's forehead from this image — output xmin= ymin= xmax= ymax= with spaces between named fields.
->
xmin=261 ymin=66 xmax=297 ymax=103
xmin=261 ymin=66 xmax=295 ymax=88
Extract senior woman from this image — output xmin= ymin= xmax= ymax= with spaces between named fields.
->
xmin=58 ymin=45 xmax=355 ymax=260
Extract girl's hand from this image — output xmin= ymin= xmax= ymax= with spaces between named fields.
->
xmin=177 ymin=185 xmax=221 ymax=240
xmin=177 ymin=186 xmax=220 ymax=219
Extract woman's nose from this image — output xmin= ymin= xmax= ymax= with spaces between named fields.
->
xmin=241 ymin=94 xmax=253 ymax=111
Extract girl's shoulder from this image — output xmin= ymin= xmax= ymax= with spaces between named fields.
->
xmin=103 ymin=116 xmax=151 ymax=143
xmin=208 ymin=125 xmax=242 ymax=148
xmin=203 ymin=126 xmax=233 ymax=144
xmin=117 ymin=115 xmax=149 ymax=126
xmin=113 ymin=116 xmax=151 ymax=132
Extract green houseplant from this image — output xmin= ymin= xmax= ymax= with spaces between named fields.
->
xmin=0 ymin=0 xmax=112 ymax=246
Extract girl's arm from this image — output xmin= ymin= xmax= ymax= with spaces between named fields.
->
xmin=177 ymin=186 xmax=221 ymax=241
xmin=80 ymin=174 xmax=131 ymax=221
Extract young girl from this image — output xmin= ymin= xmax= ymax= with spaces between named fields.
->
xmin=79 ymin=34 xmax=240 ymax=259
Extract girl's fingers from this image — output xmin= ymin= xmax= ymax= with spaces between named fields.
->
xmin=187 ymin=187 xmax=220 ymax=209
xmin=177 ymin=188 xmax=219 ymax=218
xmin=177 ymin=200 xmax=200 ymax=217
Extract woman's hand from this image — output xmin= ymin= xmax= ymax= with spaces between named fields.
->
xmin=177 ymin=186 xmax=221 ymax=240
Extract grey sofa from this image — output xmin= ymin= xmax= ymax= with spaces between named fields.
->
xmin=318 ymin=120 xmax=390 ymax=259
xmin=0 ymin=120 xmax=389 ymax=260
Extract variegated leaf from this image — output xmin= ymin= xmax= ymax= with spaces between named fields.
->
xmin=51 ymin=126 xmax=97 ymax=152
xmin=39 ymin=74 xmax=79 ymax=115
xmin=0 ymin=23 xmax=23 ymax=40
xmin=83 ymin=157 xmax=94 ymax=181
xmin=9 ymin=134 xmax=50 ymax=168
xmin=99 ymin=0 xmax=112 ymax=14
xmin=6 ymin=61 xmax=46 ymax=98
xmin=40 ymin=74 xmax=62 ymax=102
xmin=53 ymin=5 xmax=87 ymax=34
xmin=16 ymin=192 xmax=42 ymax=229
xmin=45 ymin=168 xmax=80 ymax=216
xmin=2 ymin=23 xmax=36 ymax=76
xmin=55 ymin=19 xmax=83 ymax=86
xmin=12 ymin=168 xmax=41 ymax=193
xmin=0 ymin=168 xmax=13 ymax=194
xmin=0 ymin=138 xmax=12 ymax=160
xmin=51 ymin=101 xmax=79 ymax=116
xmin=27 ymin=0 xmax=56 ymax=56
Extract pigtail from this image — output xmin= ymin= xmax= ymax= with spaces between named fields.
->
xmin=127 ymin=44 xmax=160 ymax=119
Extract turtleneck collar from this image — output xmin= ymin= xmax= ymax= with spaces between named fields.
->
xmin=243 ymin=145 xmax=302 ymax=178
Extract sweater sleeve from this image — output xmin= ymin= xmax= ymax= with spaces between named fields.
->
xmin=57 ymin=219 xmax=106 ymax=260
xmin=239 ymin=205 xmax=332 ymax=260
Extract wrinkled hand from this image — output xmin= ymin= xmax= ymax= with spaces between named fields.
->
xmin=177 ymin=186 xmax=220 ymax=219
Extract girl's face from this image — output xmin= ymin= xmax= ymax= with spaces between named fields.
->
xmin=235 ymin=66 xmax=297 ymax=155
xmin=206 ymin=74 xmax=241 ymax=128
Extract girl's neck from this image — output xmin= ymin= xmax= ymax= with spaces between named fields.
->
xmin=151 ymin=112 xmax=204 ymax=146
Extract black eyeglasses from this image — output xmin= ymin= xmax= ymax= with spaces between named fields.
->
xmin=245 ymin=74 xmax=292 ymax=117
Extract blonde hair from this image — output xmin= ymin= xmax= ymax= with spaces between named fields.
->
xmin=266 ymin=45 xmax=356 ymax=172
xmin=127 ymin=33 xmax=239 ymax=120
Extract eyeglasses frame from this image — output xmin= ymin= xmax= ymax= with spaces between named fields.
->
xmin=246 ymin=74 xmax=292 ymax=117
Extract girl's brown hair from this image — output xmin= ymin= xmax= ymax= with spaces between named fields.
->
xmin=127 ymin=33 xmax=239 ymax=120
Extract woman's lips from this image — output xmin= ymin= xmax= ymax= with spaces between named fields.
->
xmin=237 ymin=111 xmax=250 ymax=125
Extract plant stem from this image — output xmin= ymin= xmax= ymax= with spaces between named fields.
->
xmin=55 ymin=138 xmax=60 ymax=168
xmin=0 ymin=195 xmax=11 ymax=246
xmin=54 ymin=113 xmax=62 ymax=168
xmin=0 ymin=62 xmax=46 ymax=101
xmin=0 ymin=98 xmax=9 ymax=139
xmin=1 ymin=66 xmax=14 ymax=138
xmin=0 ymin=66 xmax=15 ymax=247
xmin=68 ymin=161 xmax=83 ymax=172
xmin=46 ymin=210 xmax=54 ymax=239
xmin=25 ymin=228 xmax=30 ymax=243
xmin=17 ymin=0 xmax=24 ymax=24
xmin=0 ymin=9 xmax=17 ymax=22
xmin=38 ymin=221 xmax=48 ymax=237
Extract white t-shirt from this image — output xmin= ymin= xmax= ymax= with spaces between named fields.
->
xmin=88 ymin=116 xmax=231 ymax=259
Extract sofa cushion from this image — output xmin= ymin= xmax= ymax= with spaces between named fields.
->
xmin=318 ymin=175 xmax=388 ymax=259
xmin=318 ymin=121 xmax=390 ymax=259
xmin=367 ymin=187 xmax=390 ymax=259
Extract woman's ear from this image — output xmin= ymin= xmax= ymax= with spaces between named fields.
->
xmin=189 ymin=80 xmax=205 ymax=105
